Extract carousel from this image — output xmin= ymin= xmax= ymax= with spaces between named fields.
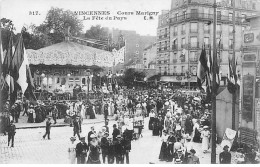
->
xmin=26 ymin=39 xmax=116 ymax=101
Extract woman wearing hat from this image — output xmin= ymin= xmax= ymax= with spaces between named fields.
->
xmin=159 ymin=130 xmax=169 ymax=161
xmin=201 ymin=126 xmax=210 ymax=153
xmin=148 ymin=109 xmax=155 ymax=130
xmin=68 ymin=137 xmax=77 ymax=164
xmin=87 ymin=134 xmax=101 ymax=164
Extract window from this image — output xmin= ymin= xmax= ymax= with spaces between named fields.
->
xmin=217 ymin=11 xmax=221 ymax=19
xmin=173 ymin=53 xmax=177 ymax=59
xmin=173 ymin=26 xmax=178 ymax=36
xmin=182 ymin=24 xmax=186 ymax=34
xmin=229 ymin=13 xmax=233 ymax=21
xmin=136 ymin=44 xmax=139 ymax=47
xmin=181 ymin=66 xmax=185 ymax=73
xmin=183 ymin=11 xmax=187 ymax=19
xmin=82 ymin=78 xmax=86 ymax=84
xmin=190 ymin=51 xmax=198 ymax=61
xmin=57 ymin=77 xmax=60 ymax=83
xmin=217 ymin=24 xmax=221 ymax=33
xmin=190 ymin=22 xmax=198 ymax=33
xmin=190 ymin=37 xmax=198 ymax=48
xmin=182 ymin=38 xmax=186 ymax=48
xmin=69 ymin=78 xmax=74 ymax=82
xmin=174 ymin=66 xmax=177 ymax=72
xmin=136 ymin=51 xmax=139 ymax=54
xmin=204 ymin=37 xmax=209 ymax=46
xmin=204 ymin=23 xmax=210 ymax=33
xmin=229 ymin=25 xmax=233 ymax=34
xmin=253 ymin=3 xmax=256 ymax=10
xmin=190 ymin=9 xmax=198 ymax=18
xmin=242 ymin=26 xmax=245 ymax=31
xmin=175 ymin=13 xmax=179 ymax=21
xmin=229 ymin=39 xmax=233 ymax=49
xmin=204 ymin=8 xmax=209 ymax=18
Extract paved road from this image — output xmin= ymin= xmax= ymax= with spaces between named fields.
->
xmin=0 ymin=117 xmax=224 ymax=164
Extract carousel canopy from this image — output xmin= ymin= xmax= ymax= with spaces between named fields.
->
xmin=26 ymin=41 xmax=114 ymax=67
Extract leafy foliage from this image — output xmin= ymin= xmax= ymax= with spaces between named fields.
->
xmin=122 ymin=68 xmax=146 ymax=88
xmin=85 ymin=25 xmax=109 ymax=41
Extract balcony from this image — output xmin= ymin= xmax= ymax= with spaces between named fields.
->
xmin=169 ymin=13 xmax=247 ymax=25
xmin=188 ymin=42 xmax=200 ymax=49
xmin=172 ymin=45 xmax=178 ymax=50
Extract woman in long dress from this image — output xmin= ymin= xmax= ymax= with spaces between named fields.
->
xmin=148 ymin=109 xmax=155 ymax=130
xmin=159 ymin=130 xmax=169 ymax=161
xmin=201 ymin=126 xmax=210 ymax=153
xmin=68 ymin=137 xmax=77 ymax=164
xmin=87 ymin=134 xmax=101 ymax=164
xmin=192 ymin=119 xmax=201 ymax=143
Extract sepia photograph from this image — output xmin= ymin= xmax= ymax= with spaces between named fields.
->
xmin=0 ymin=0 xmax=260 ymax=164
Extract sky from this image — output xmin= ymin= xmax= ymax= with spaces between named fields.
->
xmin=0 ymin=0 xmax=172 ymax=36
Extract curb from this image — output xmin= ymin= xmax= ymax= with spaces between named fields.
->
xmin=16 ymin=119 xmax=113 ymax=130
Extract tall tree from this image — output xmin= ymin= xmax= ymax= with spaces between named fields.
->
xmin=37 ymin=7 xmax=84 ymax=44
xmin=85 ymin=25 xmax=109 ymax=41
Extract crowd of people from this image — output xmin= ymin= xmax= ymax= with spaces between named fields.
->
xmin=1 ymin=87 xmax=259 ymax=164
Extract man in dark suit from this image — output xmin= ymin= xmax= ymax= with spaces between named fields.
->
xmin=7 ymin=120 xmax=16 ymax=147
xmin=114 ymin=135 xmax=124 ymax=164
xmin=112 ymin=124 xmax=120 ymax=140
xmin=122 ymin=131 xmax=132 ymax=164
xmin=87 ymin=126 xmax=96 ymax=144
xmin=52 ymin=105 xmax=58 ymax=124
xmin=101 ymin=132 xmax=109 ymax=163
xmin=73 ymin=116 xmax=81 ymax=140
xmin=43 ymin=117 xmax=52 ymax=140
xmin=76 ymin=137 xmax=88 ymax=164
xmin=219 ymin=145 xmax=231 ymax=164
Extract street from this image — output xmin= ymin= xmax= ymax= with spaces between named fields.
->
xmin=0 ymin=117 xmax=225 ymax=164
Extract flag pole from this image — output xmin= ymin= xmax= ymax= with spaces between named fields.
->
xmin=231 ymin=0 xmax=236 ymax=130
xmin=211 ymin=0 xmax=217 ymax=164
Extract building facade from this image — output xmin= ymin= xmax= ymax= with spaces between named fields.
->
xmin=156 ymin=0 xmax=260 ymax=86
xmin=111 ymin=29 xmax=156 ymax=64
xmin=157 ymin=10 xmax=170 ymax=75
xmin=143 ymin=42 xmax=157 ymax=69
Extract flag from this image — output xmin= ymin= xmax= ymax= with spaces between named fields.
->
xmin=235 ymin=59 xmax=240 ymax=86
xmin=197 ymin=47 xmax=208 ymax=88
xmin=227 ymin=58 xmax=236 ymax=94
xmin=10 ymin=35 xmax=36 ymax=103
xmin=3 ymin=34 xmax=14 ymax=88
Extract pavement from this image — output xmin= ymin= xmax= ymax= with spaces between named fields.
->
xmin=11 ymin=114 xmax=113 ymax=129
xmin=0 ymin=116 xmax=244 ymax=164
